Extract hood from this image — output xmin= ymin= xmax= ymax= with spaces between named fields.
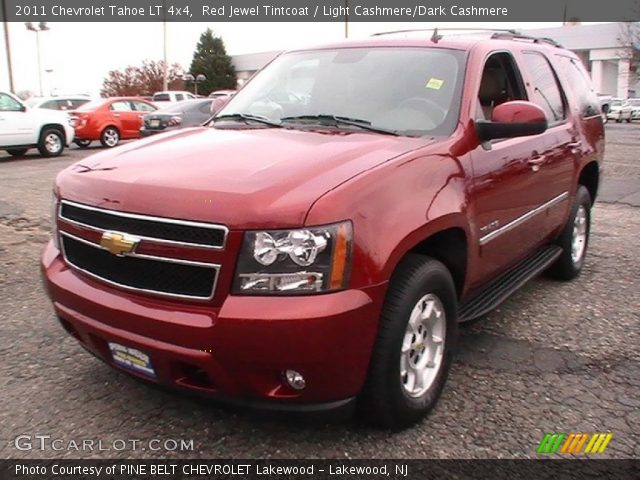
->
xmin=56 ymin=126 xmax=428 ymax=229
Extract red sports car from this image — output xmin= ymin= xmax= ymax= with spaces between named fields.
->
xmin=71 ymin=97 xmax=157 ymax=148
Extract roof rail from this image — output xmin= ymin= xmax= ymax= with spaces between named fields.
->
xmin=490 ymin=32 xmax=562 ymax=48
xmin=371 ymin=27 xmax=520 ymax=38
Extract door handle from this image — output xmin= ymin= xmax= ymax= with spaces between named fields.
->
xmin=567 ymin=141 xmax=581 ymax=149
xmin=528 ymin=155 xmax=546 ymax=172
xmin=113 ymin=113 xmax=120 ymax=118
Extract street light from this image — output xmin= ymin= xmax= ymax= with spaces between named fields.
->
xmin=25 ymin=22 xmax=49 ymax=96
xmin=183 ymin=73 xmax=207 ymax=96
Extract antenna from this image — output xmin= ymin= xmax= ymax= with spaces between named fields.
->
xmin=431 ymin=28 xmax=442 ymax=43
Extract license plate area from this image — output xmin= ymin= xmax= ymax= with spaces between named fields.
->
xmin=108 ymin=342 xmax=156 ymax=378
xmin=150 ymin=119 xmax=160 ymax=127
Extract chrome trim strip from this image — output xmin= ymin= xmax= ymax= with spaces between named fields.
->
xmin=59 ymin=200 xmax=229 ymax=251
xmin=60 ymin=231 xmax=220 ymax=301
xmin=479 ymin=192 xmax=569 ymax=246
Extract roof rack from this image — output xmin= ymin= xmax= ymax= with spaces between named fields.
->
xmin=371 ymin=27 xmax=520 ymax=38
xmin=490 ymin=32 xmax=562 ymax=48
xmin=371 ymin=28 xmax=562 ymax=48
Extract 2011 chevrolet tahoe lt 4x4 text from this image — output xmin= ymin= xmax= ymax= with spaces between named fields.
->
xmin=42 ymin=32 xmax=604 ymax=428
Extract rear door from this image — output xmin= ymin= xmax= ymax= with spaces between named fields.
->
xmin=109 ymin=101 xmax=140 ymax=138
xmin=518 ymin=50 xmax=577 ymax=239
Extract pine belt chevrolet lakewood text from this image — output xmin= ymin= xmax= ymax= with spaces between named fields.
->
xmin=42 ymin=31 xmax=604 ymax=428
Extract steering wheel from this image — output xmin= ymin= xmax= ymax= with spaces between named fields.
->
xmin=397 ymin=97 xmax=447 ymax=124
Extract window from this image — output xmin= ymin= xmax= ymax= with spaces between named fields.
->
xmin=132 ymin=101 xmax=155 ymax=112
xmin=522 ymin=52 xmax=566 ymax=123
xmin=477 ymin=52 xmax=528 ymax=121
xmin=557 ymin=56 xmax=600 ymax=117
xmin=40 ymin=100 xmax=59 ymax=110
xmin=152 ymin=93 xmax=170 ymax=102
xmin=0 ymin=93 xmax=24 ymax=112
xmin=199 ymin=101 xmax=213 ymax=114
xmin=110 ymin=101 xmax=132 ymax=112
xmin=70 ymin=99 xmax=90 ymax=109
xmin=56 ymin=100 xmax=73 ymax=111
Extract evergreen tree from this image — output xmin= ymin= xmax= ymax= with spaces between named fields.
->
xmin=188 ymin=29 xmax=237 ymax=95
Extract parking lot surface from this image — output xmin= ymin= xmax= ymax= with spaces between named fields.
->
xmin=0 ymin=125 xmax=638 ymax=459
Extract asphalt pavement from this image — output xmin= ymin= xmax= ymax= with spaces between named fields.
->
xmin=0 ymin=124 xmax=638 ymax=459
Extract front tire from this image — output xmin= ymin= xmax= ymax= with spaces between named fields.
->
xmin=37 ymin=129 xmax=64 ymax=157
xmin=359 ymin=255 xmax=457 ymax=429
xmin=6 ymin=148 xmax=29 ymax=157
xmin=74 ymin=139 xmax=91 ymax=148
xmin=548 ymin=186 xmax=592 ymax=280
xmin=100 ymin=127 xmax=120 ymax=148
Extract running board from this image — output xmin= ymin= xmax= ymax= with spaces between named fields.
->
xmin=458 ymin=245 xmax=562 ymax=323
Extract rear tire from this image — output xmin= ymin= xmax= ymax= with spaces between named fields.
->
xmin=6 ymin=148 xmax=29 ymax=157
xmin=100 ymin=127 xmax=120 ymax=148
xmin=548 ymin=186 xmax=591 ymax=280
xmin=37 ymin=129 xmax=65 ymax=157
xmin=359 ymin=255 xmax=457 ymax=429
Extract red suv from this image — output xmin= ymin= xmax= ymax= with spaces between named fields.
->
xmin=71 ymin=97 xmax=157 ymax=148
xmin=42 ymin=32 xmax=603 ymax=428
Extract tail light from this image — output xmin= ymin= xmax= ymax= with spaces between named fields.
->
xmin=168 ymin=116 xmax=182 ymax=126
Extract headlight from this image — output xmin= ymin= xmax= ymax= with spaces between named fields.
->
xmin=51 ymin=193 xmax=60 ymax=250
xmin=233 ymin=221 xmax=352 ymax=294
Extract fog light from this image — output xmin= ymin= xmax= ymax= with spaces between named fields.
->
xmin=284 ymin=369 xmax=306 ymax=390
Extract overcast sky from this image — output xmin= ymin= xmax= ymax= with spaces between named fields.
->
xmin=1 ymin=21 xmax=572 ymax=96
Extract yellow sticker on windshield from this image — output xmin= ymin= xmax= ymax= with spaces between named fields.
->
xmin=426 ymin=78 xmax=444 ymax=90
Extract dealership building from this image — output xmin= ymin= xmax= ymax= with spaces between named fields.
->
xmin=231 ymin=22 xmax=638 ymax=98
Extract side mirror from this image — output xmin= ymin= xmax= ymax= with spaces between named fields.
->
xmin=210 ymin=96 xmax=231 ymax=116
xmin=475 ymin=100 xmax=548 ymax=142
xmin=19 ymin=104 xmax=27 ymax=112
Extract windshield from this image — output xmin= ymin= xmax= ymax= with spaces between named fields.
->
xmin=217 ymin=47 xmax=465 ymax=137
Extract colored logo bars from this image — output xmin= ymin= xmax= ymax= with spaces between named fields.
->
xmin=537 ymin=432 xmax=613 ymax=454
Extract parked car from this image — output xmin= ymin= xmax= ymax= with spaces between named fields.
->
xmin=71 ymin=97 xmax=157 ymax=148
xmin=43 ymin=32 xmax=603 ymax=428
xmin=0 ymin=90 xmax=75 ymax=157
xmin=597 ymin=93 xmax=612 ymax=123
xmin=26 ymin=96 xmax=91 ymax=111
xmin=606 ymin=98 xmax=632 ymax=122
xmin=151 ymin=91 xmax=196 ymax=105
xmin=140 ymin=99 xmax=214 ymax=137
xmin=208 ymin=89 xmax=236 ymax=99
xmin=626 ymin=98 xmax=640 ymax=120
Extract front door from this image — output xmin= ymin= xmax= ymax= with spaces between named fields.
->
xmin=470 ymin=51 xmax=550 ymax=284
xmin=0 ymin=93 xmax=34 ymax=147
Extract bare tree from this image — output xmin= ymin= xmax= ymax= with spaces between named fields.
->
xmin=101 ymin=61 xmax=184 ymax=97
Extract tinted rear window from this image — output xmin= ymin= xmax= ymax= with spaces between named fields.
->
xmin=153 ymin=94 xmax=170 ymax=101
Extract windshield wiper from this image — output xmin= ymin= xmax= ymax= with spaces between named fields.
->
xmin=213 ymin=113 xmax=282 ymax=128
xmin=280 ymin=114 xmax=399 ymax=136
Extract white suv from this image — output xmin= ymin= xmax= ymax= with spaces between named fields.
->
xmin=151 ymin=91 xmax=196 ymax=104
xmin=0 ymin=91 xmax=75 ymax=158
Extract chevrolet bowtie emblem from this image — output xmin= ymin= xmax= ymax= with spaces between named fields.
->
xmin=100 ymin=232 xmax=140 ymax=256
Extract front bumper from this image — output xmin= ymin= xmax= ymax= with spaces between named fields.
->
xmin=41 ymin=241 xmax=385 ymax=407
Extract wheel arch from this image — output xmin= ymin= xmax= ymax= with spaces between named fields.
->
xmin=578 ymin=161 xmax=599 ymax=205
xmin=384 ymin=218 xmax=470 ymax=299
xmin=39 ymin=123 xmax=66 ymax=143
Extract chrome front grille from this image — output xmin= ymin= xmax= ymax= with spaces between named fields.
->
xmin=59 ymin=200 xmax=228 ymax=249
xmin=57 ymin=200 xmax=226 ymax=300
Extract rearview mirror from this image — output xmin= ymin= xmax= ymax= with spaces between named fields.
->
xmin=475 ymin=101 xmax=547 ymax=142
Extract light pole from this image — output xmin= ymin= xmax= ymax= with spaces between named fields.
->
xmin=162 ymin=0 xmax=168 ymax=91
xmin=45 ymin=68 xmax=54 ymax=96
xmin=25 ymin=22 xmax=49 ymax=96
xmin=183 ymin=73 xmax=206 ymax=96
xmin=2 ymin=0 xmax=15 ymax=92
